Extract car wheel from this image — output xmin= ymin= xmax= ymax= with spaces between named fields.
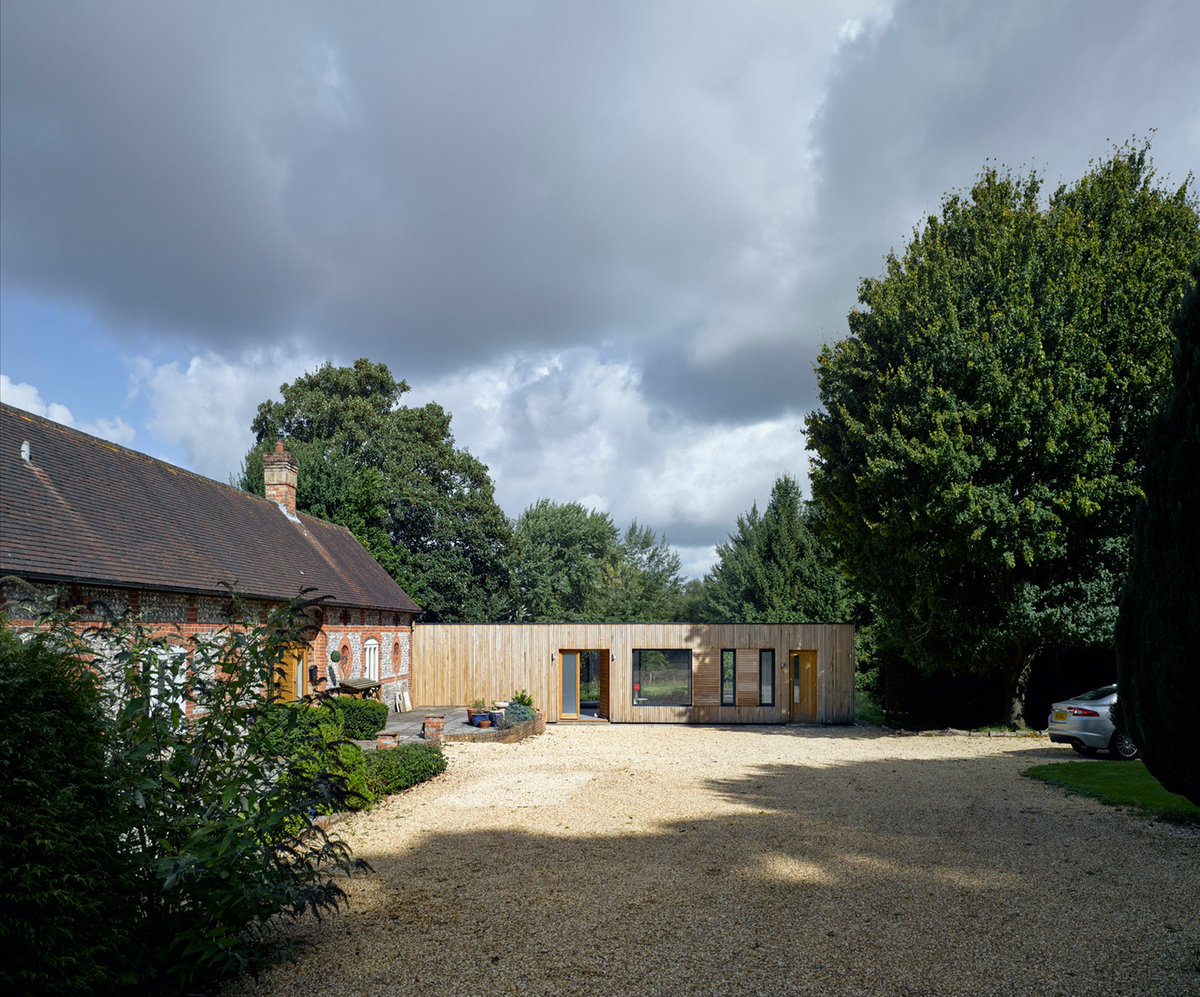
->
xmin=1110 ymin=729 xmax=1139 ymax=760
xmin=1071 ymin=743 xmax=1098 ymax=756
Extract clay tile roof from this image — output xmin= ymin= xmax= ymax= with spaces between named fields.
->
xmin=0 ymin=403 xmax=420 ymax=614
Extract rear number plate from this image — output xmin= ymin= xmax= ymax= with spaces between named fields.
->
xmin=1052 ymin=711 xmax=1067 ymax=722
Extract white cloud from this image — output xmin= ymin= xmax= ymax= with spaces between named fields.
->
xmin=0 ymin=373 xmax=136 ymax=445
xmin=411 ymin=349 xmax=810 ymax=576
xmin=129 ymin=347 xmax=320 ymax=481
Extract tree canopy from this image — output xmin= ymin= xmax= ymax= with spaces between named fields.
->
xmin=702 ymin=474 xmax=850 ymax=623
xmin=1116 ymin=265 xmax=1200 ymax=805
xmin=241 ymin=359 xmax=513 ymax=621
xmin=510 ymin=500 xmax=683 ymax=622
xmin=806 ymin=145 xmax=1200 ymax=719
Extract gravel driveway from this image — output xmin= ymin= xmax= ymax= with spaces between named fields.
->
xmin=227 ymin=725 xmax=1200 ymax=996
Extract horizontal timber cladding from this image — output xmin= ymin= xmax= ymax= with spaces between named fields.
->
xmin=411 ymin=622 xmax=855 ymax=725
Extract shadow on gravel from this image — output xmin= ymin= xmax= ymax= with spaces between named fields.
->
xmin=235 ymin=745 xmax=1200 ymax=997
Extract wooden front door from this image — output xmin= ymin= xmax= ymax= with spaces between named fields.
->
xmin=789 ymin=650 xmax=817 ymax=723
xmin=276 ymin=646 xmax=306 ymax=702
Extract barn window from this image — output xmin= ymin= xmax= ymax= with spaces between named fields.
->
xmin=759 ymin=649 xmax=775 ymax=706
xmin=720 ymin=649 xmax=735 ymax=706
xmin=149 ymin=646 xmax=189 ymax=723
xmin=632 ymin=649 xmax=691 ymax=707
xmin=363 ymin=639 xmax=380 ymax=681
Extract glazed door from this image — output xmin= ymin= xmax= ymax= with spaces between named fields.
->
xmin=790 ymin=650 xmax=817 ymax=723
xmin=560 ymin=651 xmax=580 ymax=719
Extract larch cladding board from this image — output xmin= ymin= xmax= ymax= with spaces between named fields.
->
xmin=411 ymin=622 xmax=855 ymax=724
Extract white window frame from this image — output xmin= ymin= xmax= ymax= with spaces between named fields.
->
xmin=363 ymin=639 xmax=380 ymax=682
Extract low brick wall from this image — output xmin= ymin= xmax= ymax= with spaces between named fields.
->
xmin=443 ymin=711 xmax=545 ymax=744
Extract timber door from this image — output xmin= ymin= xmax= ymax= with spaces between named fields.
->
xmin=789 ymin=650 xmax=817 ymax=723
xmin=276 ymin=646 xmax=306 ymax=702
xmin=560 ymin=651 xmax=580 ymax=719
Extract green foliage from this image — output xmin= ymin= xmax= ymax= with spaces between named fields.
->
xmin=510 ymin=688 xmax=535 ymax=709
xmin=362 ymin=743 xmax=448 ymax=797
xmin=0 ymin=595 xmax=367 ymax=991
xmin=702 ymin=474 xmax=851 ymax=623
xmin=241 ymin=358 xmax=514 ymax=622
xmin=1023 ymin=762 xmax=1200 ymax=826
xmin=0 ymin=625 xmax=137 ymax=994
xmin=510 ymin=500 xmax=683 ymax=622
xmin=285 ymin=732 xmax=373 ymax=817
xmin=598 ymin=520 xmax=685 ymax=621
xmin=806 ymin=143 xmax=1200 ymax=722
xmin=250 ymin=699 xmax=345 ymax=758
xmin=1117 ymin=264 xmax=1200 ymax=806
xmin=500 ymin=701 xmax=535 ymax=728
xmin=853 ymin=667 xmax=885 ymax=726
xmin=510 ymin=499 xmax=620 ymax=620
xmin=329 ymin=696 xmax=389 ymax=739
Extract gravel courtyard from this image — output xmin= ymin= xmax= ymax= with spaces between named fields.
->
xmin=228 ymin=725 xmax=1200 ymax=996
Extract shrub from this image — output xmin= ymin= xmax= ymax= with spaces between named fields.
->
xmin=3 ymin=594 xmax=368 ymax=992
xmin=363 ymin=743 xmax=447 ymax=798
xmin=500 ymin=701 xmax=535 ymax=728
xmin=329 ymin=696 xmax=389 ymax=739
xmin=0 ymin=624 xmax=137 ymax=994
xmin=286 ymin=732 xmax=373 ymax=816
xmin=510 ymin=688 xmax=534 ymax=709
xmin=251 ymin=699 xmax=344 ymax=758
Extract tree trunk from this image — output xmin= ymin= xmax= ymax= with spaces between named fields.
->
xmin=1004 ymin=649 xmax=1035 ymax=728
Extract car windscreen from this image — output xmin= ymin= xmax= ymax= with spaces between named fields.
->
xmin=1075 ymin=685 xmax=1117 ymax=701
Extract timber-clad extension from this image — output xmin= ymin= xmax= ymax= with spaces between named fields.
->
xmin=411 ymin=622 xmax=855 ymax=724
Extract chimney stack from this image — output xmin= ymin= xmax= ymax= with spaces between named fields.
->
xmin=262 ymin=440 xmax=299 ymax=517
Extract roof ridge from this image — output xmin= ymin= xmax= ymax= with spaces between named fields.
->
xmin=2 ymin=401 xmax=279 ymax=510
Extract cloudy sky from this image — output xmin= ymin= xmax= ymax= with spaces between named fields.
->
xmin=2 ymin=1 xmax=1198 ymax=577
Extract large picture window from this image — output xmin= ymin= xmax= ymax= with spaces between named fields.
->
xmin=759 ymin=649 xmax=775 ymax=706
xmin=721 ymin=649 xmax=735 ymax=706
xmin=632 ymin=649 xmax=692 ymax=706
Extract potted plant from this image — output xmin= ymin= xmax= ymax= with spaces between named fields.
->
xmin=467 ymin=697 xmax=487 ymax=725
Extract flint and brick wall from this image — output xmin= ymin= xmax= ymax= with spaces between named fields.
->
xmin=0 ymin=580 xmax=414 ymax=701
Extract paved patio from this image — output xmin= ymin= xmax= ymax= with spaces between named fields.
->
xmin=360 ymin=706 xmax=511 ymax=746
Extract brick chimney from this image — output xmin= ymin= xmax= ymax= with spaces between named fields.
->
xmin=262 ymin=440 xmax=298 ymax=517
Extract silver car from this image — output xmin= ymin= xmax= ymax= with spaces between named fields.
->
xmin=1047 ymin=684 xmax=1139 ymax=760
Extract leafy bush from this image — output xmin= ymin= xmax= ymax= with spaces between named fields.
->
xmin=251 ymin=699 xmax=344 ymax=758
xmin=511 ymin=688 xmax=534 ymax=709
xmin=2 ymin=594 xmax=368 ymax=992
xmin=364 ymin=743 xmax=447 ymax=797
xmin=286 ymin=732 xmax=373 ymax=816
xmin=329 ymin=696 xmax=389 ymax=739
xmin=0 ymin=624 xmax=137 ymax=994
xmin=500 ymin=701 xmax=535 ymax=728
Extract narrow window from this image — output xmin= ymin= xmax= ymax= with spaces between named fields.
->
xmin=759 ymin=649 xmax=775 ymax=706
xmin=721 ymin=649 xmax=735 ymax=706
xmin=364 ymin=639 xmax=380 ymax=681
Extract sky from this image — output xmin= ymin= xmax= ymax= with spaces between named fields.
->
xmin=2 ymin=1 xmax=1198 ymax=579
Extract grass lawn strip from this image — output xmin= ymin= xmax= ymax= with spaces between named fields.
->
xmin=1023 ymin=760 xmax=1200 ymax=826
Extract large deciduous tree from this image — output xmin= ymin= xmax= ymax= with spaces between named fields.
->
xmin=1116 ymin=265 xmax=1200 ymax=804
xmin=703 ymin=474 xmax=850 ymax=623
xmin=241 ymin=359 xmax=513 ymax=621
xmin=806 ymin=145 xmax=1199 ymax=721
xmin=510 ymin=500 xmax=683 ymax=622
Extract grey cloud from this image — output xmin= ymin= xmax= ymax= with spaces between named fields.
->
xmin=4 ymin=1 xmax=1199 ymax=575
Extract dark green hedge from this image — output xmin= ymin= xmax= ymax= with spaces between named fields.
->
xmin=250 ymin=700 xmax=344 ymax=758
xmin=0 ymin=627 xmax=137 ymax=994
xmin=329 ymin=697 xmax=389 ymax=739
xmin=363 ymin=743 xmax=447 ymax=798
